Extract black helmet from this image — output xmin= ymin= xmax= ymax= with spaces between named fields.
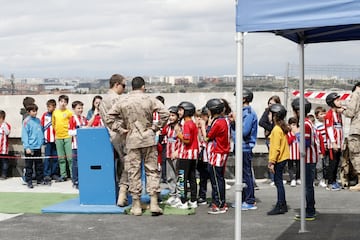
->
xmin=291 ymin=97 xmax=311 ymax=115
xmin=206 ymin=98 xmax=224 ymax=115
xmin=168 ymin=106 xmax=179 ymax=116
xmin=269 ymin=104 xmax=287 ymax=120
xmin=325 ymin=92 xmax=340 ymax=108
xmin=201 ymin=106 xmax=209 ymax=115
xmin=178 ymin=101 xmax=195 ymax=117
xmin=243 ymin=88 xmax=253 ymax=103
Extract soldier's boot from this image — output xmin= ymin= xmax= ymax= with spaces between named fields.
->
xmin=150 ymin=195 xmax=163 ymax=216
xmin=130 ymin=199 xmax=142 ymax=216
xmin=350 ymin=175 xmax=360 ymax=191
xmin=117 ymin=188 xmax=128 ymax=207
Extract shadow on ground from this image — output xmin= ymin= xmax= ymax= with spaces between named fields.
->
xmin=277 ymin=213 xmax=359 ymax=240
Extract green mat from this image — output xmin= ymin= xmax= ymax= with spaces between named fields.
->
xmin=0 ymin=192 xmax=78 ymax=214
xmin=125 ymin=203 xmax=196 ymax=215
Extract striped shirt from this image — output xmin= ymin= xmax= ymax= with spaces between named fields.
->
xmin=325 ymin=110 xmax=343 ymax=149
xmin=315 ymin=121 xmax=327 ymax=150
xmin=305 ymin=118 xmax=320 ymax=164
xmin=287 ymin=131 xmax=300 ymax=160
xmin=0 ymin=122 xmax=11 ymax=154
xmin=41 ymin=112 xmax=55 ymax=143
xmin=207 ymin=117 xmax=230 ymax=167
xmin=68 ymin=115 xmax=88 ymax=149
xmin=178 ymin=119 xmax=199 ymax=160
xmin=161 ymin=124 xmax=179 ymax=159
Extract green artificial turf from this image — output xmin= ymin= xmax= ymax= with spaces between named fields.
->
xmin=0 ymin=192 xmax=78 ymax=214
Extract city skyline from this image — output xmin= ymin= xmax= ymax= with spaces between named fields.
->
xmin=1 ymin=1 xmax=359 ymax=78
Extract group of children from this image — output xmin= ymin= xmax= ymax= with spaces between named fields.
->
xmin=18 ymin=95 xmax=104 ymax=189
xmin=267 ymin=92 xmax=345 ymax=220
xmin=160 ymin=98 xmax=231 ymax=215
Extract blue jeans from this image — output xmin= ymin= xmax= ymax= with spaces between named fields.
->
xmin=306 ymin=163 xmax=316 ymax=215
xmin=43 ymin=142 xmax=58 ymax=177
xmin=0 ymin=155 xmax=9 ymax=177
xmin=274 ymin=160 xmax=287 ymax=204
xmin=242 ymin=151 xmax=255 ymax=204
xmin=72 ymin=149 xmax=78 ymax=185
xmin=208 ymin=164 xmax=225 ymax=208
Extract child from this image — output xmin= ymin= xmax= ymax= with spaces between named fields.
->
xmin=68 ymin=101 xmax=88 ymax=189
xmin=87 ymin=95 xmax=104 ymax=127
xmin=267 ymin=104 xmax=289 ymax=215
xmin=20 ymin=97 xmax=35 ymax=121
xmin=52 ymin=95 xmax=73 ymax=182
xmin=287 ymin=117 xmax=300 ymax=187
xmin=21 ymin=104 xmax=44 ymax=188
xmin=315 ymin=106 xmax=329 ymax=188
xmin=171 ymin=101 xmax=199 ymax=209
xmin=196 ymin=106 xmax=210 ymax=205
xmin=292 ymin=98 xmax=321 ymax=220
xmin=41 ymin=99 xmax=58 ymax=184
xmin=0 ymin=110 xmax=11 ymax=179
xmin=205 ymin=99 xmax=230 ymax=214
xmin=325 ymin=93 xmax=344 ymax=191
xmin=163 ymin=106 xmax=180 ymax=205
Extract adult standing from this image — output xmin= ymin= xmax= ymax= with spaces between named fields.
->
xmin=99 ymin=74 xmax=129 ymax=206
xmin=105 ymin=76 xmax=169 ymax=216
xmin=341 ymin=82 xmax=360 ymax=191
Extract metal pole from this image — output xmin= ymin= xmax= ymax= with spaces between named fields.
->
xmin=284 ymin=62 xmax=289 ymax=110
xmin=298 ymin=39 xmax=307 ymax=233
xmin=234 ymin=31 xmax=244 ymax=240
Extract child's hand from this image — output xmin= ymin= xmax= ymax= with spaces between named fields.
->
xmin=26 ymin=149 xmax=32 ymax=155
xmin=268 ymin=163 xmax=275 ymax=174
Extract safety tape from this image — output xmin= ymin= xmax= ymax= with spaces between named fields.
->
xmin=0 ymin=154 xmax=77 ymax=160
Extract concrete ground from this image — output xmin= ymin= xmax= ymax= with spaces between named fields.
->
xmin=1 ymin=177 xmax=360 ymax=240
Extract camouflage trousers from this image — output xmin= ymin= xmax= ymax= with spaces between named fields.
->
xmin=113 ymin=142 xmax=129 ymax=190
xmin=348 ymin=135 xmax=360 ymax=175
xmin=125 ymin=146 xmax=160 ymax=199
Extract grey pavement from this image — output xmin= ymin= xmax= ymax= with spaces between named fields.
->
xmin=1 ymin=178 xmax=360 ymax=240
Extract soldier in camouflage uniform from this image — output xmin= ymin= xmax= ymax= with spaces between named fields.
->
xmin=341 ymin=82 xmax=360 ymax=191
xmin=105 ymin=76 xmax=169 ymax=216
xmin=99 ymin=74 xmax=129 ymax=206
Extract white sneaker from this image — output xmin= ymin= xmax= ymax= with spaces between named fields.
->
xmin=225 ymin=183 xmax=231 ymax=190
xmin=319 ymin=179 xmax=327 ymax=188
xmin=290 ymin=180 xmax=296 ymax=187
xmin=296 ymin=179 xmax=301 ymax=185
xmin=283 ymin=180 xmax=287 ymax=185
xmin=173 ymin=201 xmax=189 ymax=209
xmin=166 ymin=196 xmax=178 ymax=205
xmin=188 ymin=200 xmax=198 ymax=209
xmin=270 ymin=181 xmax=275 ymax=187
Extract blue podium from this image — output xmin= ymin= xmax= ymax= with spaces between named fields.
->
xmin=77 ymin=127 xmax=117 ymax=205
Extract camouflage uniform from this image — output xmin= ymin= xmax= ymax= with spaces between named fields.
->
xmin=99 ymin=89 xmax=128 ymax=190
xmin=105 ymin=90 xmax=169 ymax=199
xmin=342 ymin=89 xmax=360 ymax=187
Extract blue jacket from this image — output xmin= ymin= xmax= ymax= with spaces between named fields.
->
xmin=22 ymin=116 xmax=44 ymax=150
xmin=242 ymin=106 xmax=258 ymax=152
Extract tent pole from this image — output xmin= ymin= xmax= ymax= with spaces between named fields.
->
xmin=235 ymin=31 xmax=244 ymax=240
xmin=298 ymin=39 xmax=307 ymax=233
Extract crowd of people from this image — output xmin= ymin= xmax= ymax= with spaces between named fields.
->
xmin=0 ymin=75 xmax=359 ymax=219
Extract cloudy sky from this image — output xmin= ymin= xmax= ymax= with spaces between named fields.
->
xmin=0 ymin=0 xmax=359 ymax=79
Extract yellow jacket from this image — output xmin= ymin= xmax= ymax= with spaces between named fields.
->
xmin=269 ymin=125 xmax=290 ymax=164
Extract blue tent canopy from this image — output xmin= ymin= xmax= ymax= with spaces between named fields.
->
xmin=236 ymin=0 xmax=360 ymax=43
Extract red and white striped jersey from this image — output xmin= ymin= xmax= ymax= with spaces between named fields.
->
xmin=161 ymin=124 xmax=179 ymax=159
xmin=0 ymin=122 xmax=11 ymax=154
xmin=41 ymin=112 xmax=55 ymax=143
xmin=315 ymin=122 xmax=327 ymax=150
xmin=305 ymin=118 xmax=320 ymax=164
xmin=287 ymin=131 xmax=300 ymax=161
xmin=325 ymin=110 xmax=343 ymax=149
xmin=178 ymin=119 xmax=199 ymax=160
xmin=208 ymin=152 xmax=228 ymax=167
xmin=69 ymin=115 xmax=88 ymax=149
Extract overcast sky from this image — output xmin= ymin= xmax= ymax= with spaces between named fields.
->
xmin=0 ymin=0 xmax=359 ymax=79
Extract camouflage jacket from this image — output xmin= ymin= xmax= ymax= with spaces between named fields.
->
xmin=343 ymin=90 xmax=360 ymax=135
xmin=99 ymin=89 xmax=125 ymax=144
xmin=105 ymin=90 xmax=169 ymax=149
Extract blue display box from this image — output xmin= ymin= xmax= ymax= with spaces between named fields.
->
xmin=77 ymin=128 xmax=116 ymax=205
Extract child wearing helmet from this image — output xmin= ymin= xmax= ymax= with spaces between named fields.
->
xmin=205 ymin=99 xmax=231 ymax=214
xmin=324 ymin=92 xmax=344 ymax=191
xmin=171 ymin=101 xmax=199 ymax=209
xmin=267 ymin=104 xmax=290 ymax=215
xmin=162 ymin=106 xmax=181 ymax=205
